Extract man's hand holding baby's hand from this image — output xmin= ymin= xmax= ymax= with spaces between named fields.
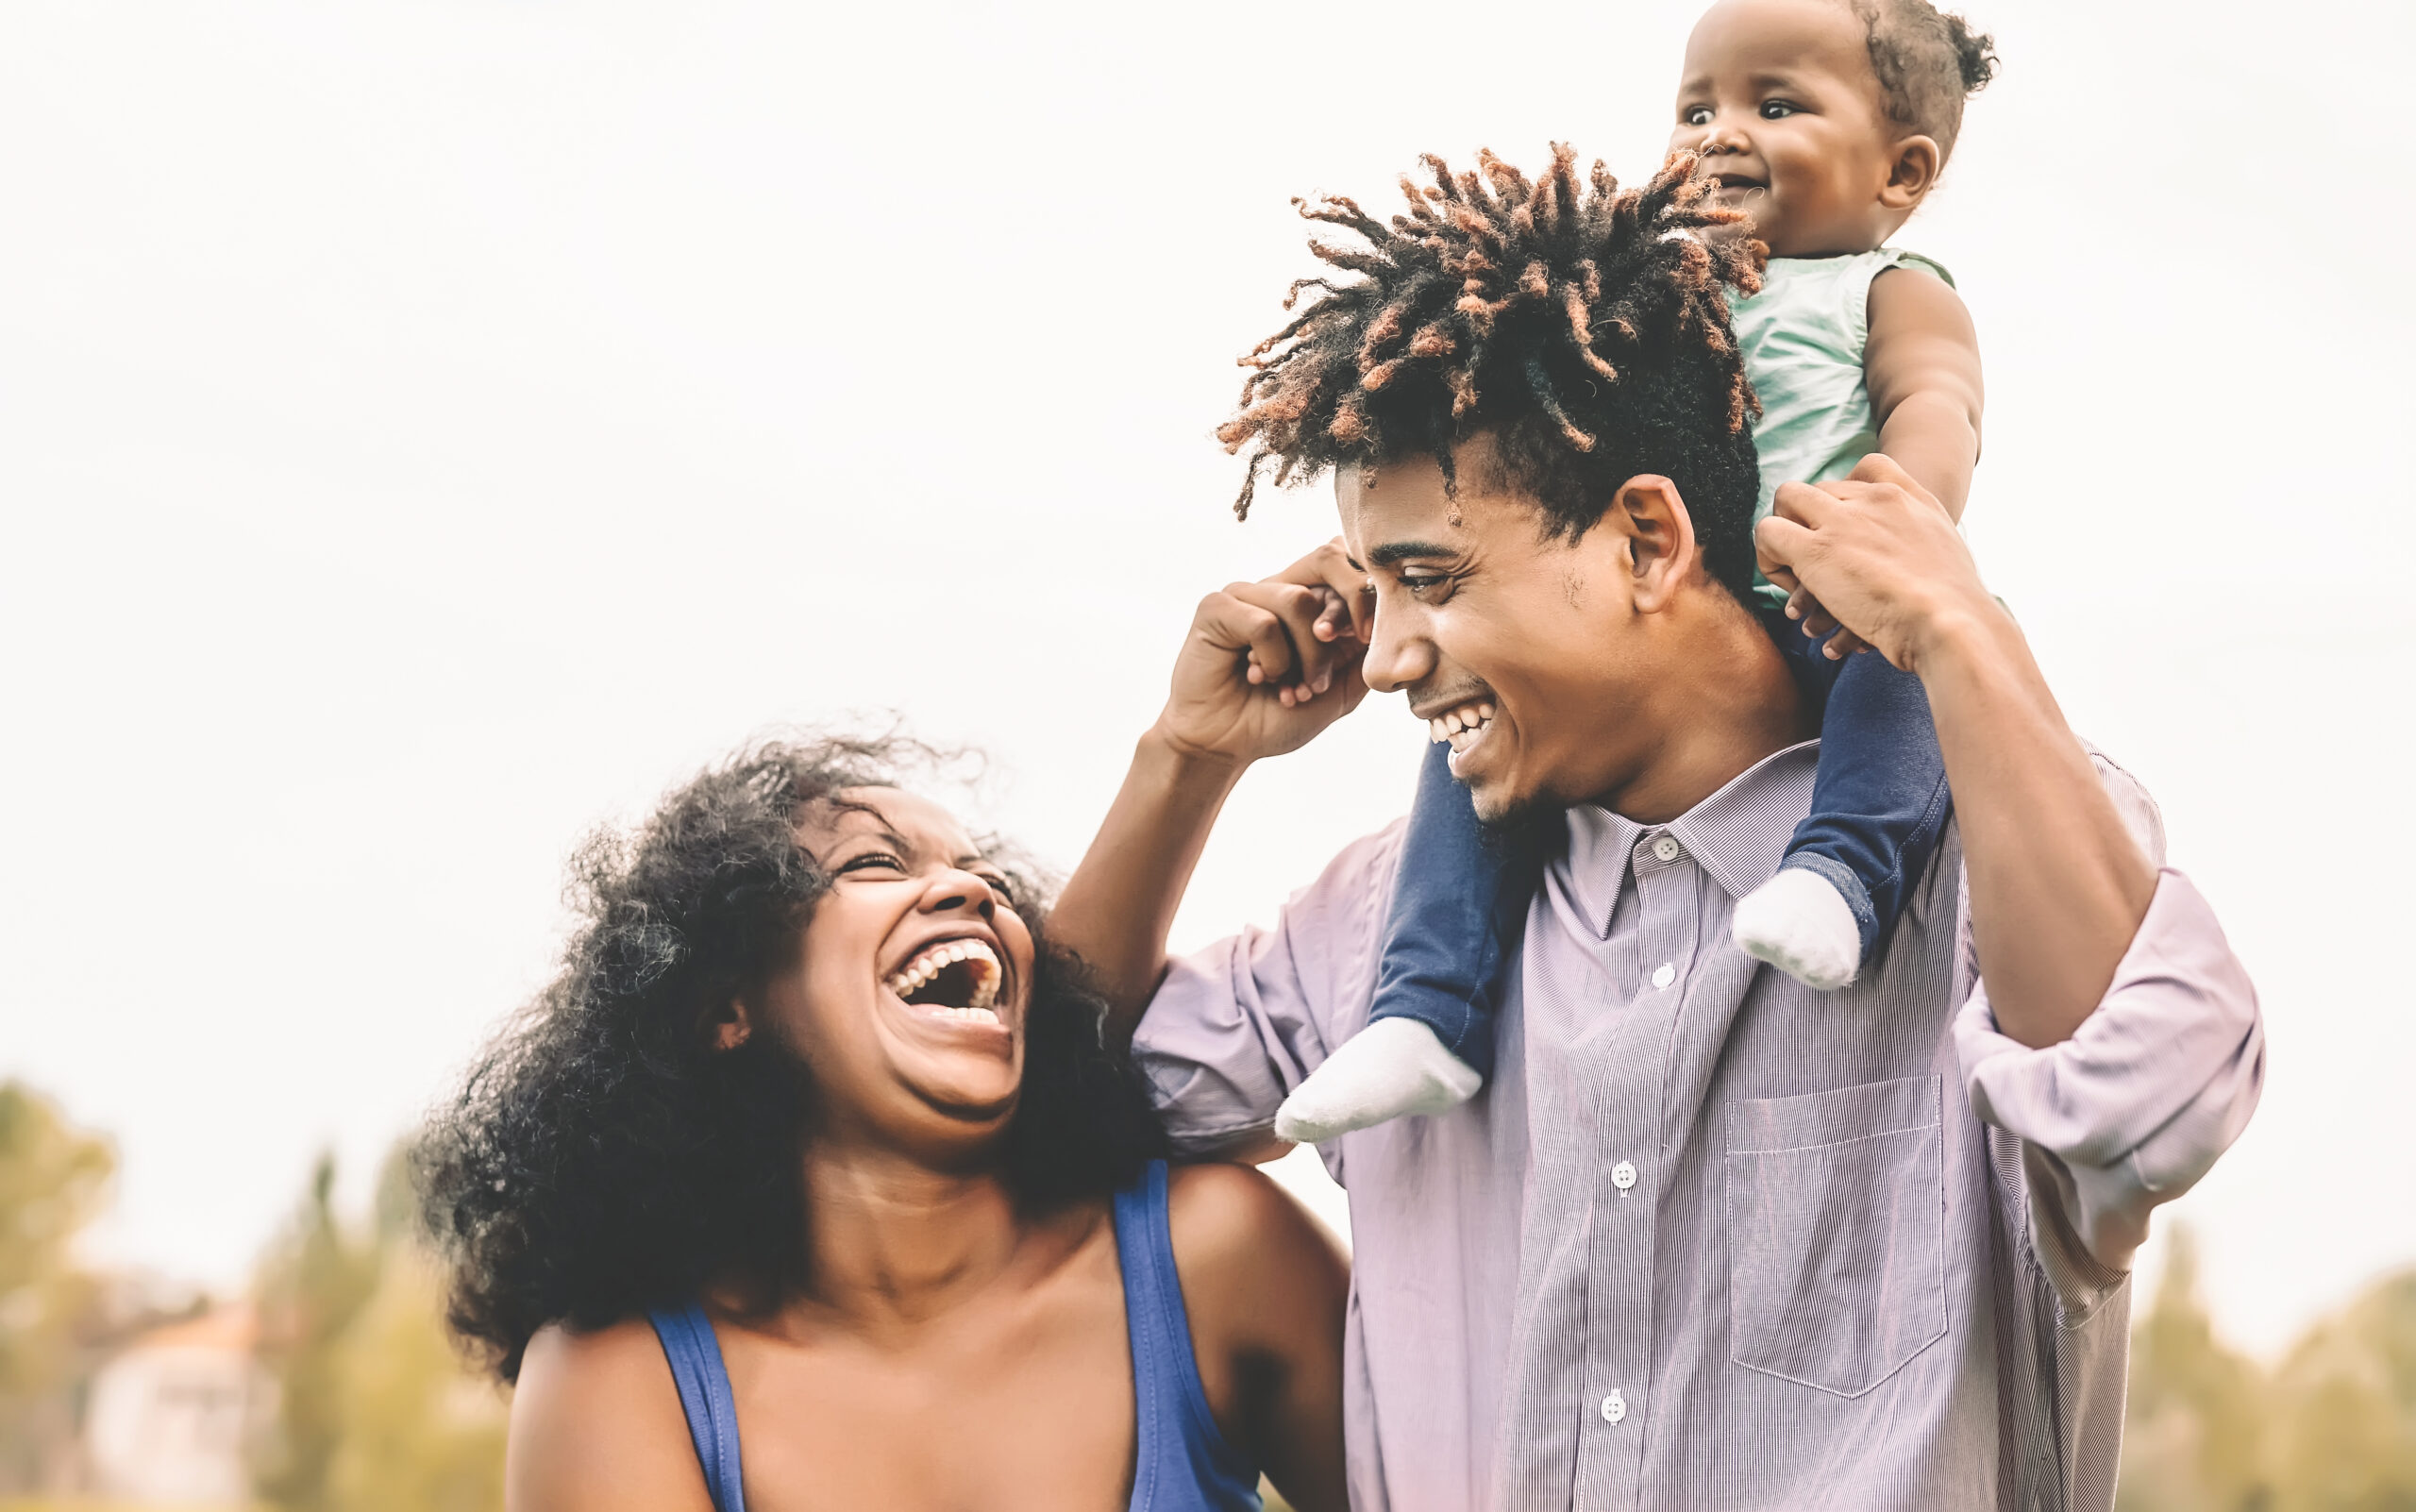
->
xmin=1754 ymin=453 xmax=1998 ymax=677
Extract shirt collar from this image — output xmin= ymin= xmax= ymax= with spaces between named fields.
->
xmin=1556 ymin=740 xmax=1820 ymax=936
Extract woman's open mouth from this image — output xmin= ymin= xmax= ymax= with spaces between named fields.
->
xmin=884 ymin=937 xmax=1006 ymax=1027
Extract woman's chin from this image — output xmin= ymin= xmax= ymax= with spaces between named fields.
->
xmin=893 ymin=1063 xmax=1022 ymax=1129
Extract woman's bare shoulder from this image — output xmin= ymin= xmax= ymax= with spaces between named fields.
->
xmin=1163 ymin=1161 xmax=1349 ymax=1328
xmin=508 ymin=1319 xmax=715 ymax=1512
xmin=1162 ymin=1161 xmax=1351 ymax=1512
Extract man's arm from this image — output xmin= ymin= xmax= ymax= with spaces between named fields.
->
xmin=1051 ymin=543 xmax=1369 ymax=1032
xmin=1762 ymin=457 xmax=2261 ymax=1278
xmin=1754 ymin=455 xmax=2156 ymax=1047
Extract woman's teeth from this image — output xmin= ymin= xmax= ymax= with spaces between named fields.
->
xmin=884 ymin=938 xmax=1003 ymax=1019
xmin=1427 ymin=702 xmax=1496 ymax=755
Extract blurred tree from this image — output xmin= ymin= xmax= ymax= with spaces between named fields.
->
xmin=323 ymin=1243 xmax=506 ymax=1512
xmin=252 ymin=1145 xmax=505 ymax=1512
xmin=0 ymin=1080 xmax=114 ymax=1492
xmin=252 ymin=1151 xmax=385 ymax=1511
xmin=2264 ymin=1271 xmax=2416 ymax=1512
xmin=2119 ymin=1225 xmax=2272 ymax=1511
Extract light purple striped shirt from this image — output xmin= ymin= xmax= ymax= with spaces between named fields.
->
xmin=1132 ymin=741 xmax=2261 ymax=1512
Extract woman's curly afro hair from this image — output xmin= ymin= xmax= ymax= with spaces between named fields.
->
xmin=1217 ymin=144 xmax=1770 ymax=601
xmin=413 ymin=734 xmax=1166 ymax=1382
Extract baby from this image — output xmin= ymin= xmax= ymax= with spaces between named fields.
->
xmin=1277 ymin=0 xmax=1997 ymax=1142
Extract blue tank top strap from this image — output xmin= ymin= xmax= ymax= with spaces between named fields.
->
xmin=1110 ymin=1160 xmax=1263 ymax=1512
xmin=646 ymin=1302 xmax=747 ymax=1512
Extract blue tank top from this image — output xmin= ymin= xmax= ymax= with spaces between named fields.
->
xmin=646 ymin=1160 xmax=1263 ymax=1512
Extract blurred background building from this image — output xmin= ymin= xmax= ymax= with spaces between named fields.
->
xmin=83 ymin=1308 xmax=271 ymax=1504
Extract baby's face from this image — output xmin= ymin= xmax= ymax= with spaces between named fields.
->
xmin=1669 ymin=0 xmax=1911 ymax=258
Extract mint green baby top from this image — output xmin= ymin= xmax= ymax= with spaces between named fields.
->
xmin=1731 ymin=247 xmax=1954 ymax=608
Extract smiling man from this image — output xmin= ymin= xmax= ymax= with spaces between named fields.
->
xmin=1050 ymin=149 xmax=2263 ymax=1512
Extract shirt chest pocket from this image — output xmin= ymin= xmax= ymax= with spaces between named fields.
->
xmin=1724 ymin=1074 xmax=1947 ymax=1398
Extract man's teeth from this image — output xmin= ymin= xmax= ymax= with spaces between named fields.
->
xmin=883 ymin=938 xmax=1003 ymax=1016
xmin=1426 ymin=702 xmax=1497 ymax=753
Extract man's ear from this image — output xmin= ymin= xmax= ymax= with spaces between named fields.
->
xmin=1607 ymin=474 xmax=1699 ymax=613
xmin=706 ymin=996 xmax=753 ymax=1052
xmin=1879 ymin=136 xmax=1943 ymax=210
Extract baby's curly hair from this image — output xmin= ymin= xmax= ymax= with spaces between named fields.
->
xmin=1217 ymin=144 xmax=1769 ymax=601
xmin=1854 ymin=0 xmax=1999 ymax=160
xmin=413 ymin=735 xmax=1165 ymax=1382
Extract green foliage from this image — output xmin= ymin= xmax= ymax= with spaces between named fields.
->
xmin=0 ymin=1082 xmax=114 ymax=1491
xmin=2263 ymin=1272 xmax=2416 ymax=1512
xmin=321 ymin=1249 xmax=505 ymax=1512
xmin=2120 ymin=1227 xmax=2416 ymax=1512
xmin=252 ymin=1148 xmax=503 ymax=1512
xmin=2120 ymin=1227 xmax=2270 ymax=1511
xmin=251 ymin=1153 xmax=384 ymax=1512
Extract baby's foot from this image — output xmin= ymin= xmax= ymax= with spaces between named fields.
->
xmin=1733 ymin=867 xmax=1861 ymax=990
xmin=1274 ymin=1018 xmax=1483 ymax=1144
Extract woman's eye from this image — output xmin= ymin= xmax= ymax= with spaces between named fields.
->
xmin=838 ymin=852 xmax=906 ymax=876
xmin=1760 ymin=99 xmax=1797 ymax=119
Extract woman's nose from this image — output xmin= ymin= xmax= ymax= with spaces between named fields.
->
xmin=922 ymin=869 xmax=997 ymax=918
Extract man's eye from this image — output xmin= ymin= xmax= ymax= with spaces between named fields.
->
xmin=1401 ymin=573 xmax=1450 ymax=597
xmin=1760 ymin=99 xmax=1798 ymax=119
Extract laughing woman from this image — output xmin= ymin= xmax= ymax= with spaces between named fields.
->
xmin=416 ymin=738 xmax=1348 ymax=1512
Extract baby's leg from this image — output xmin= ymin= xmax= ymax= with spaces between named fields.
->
xmin=1273 ymin=740 xmax=1535 ymax=1143
xmin=1734 ymin=635 xmax=1952 ymax=989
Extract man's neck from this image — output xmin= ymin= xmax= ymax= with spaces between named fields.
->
xmin=1587 ymin=601 xmax=1812 ymax=826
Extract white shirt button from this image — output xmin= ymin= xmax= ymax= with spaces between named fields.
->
xmin=1600 ymin=1388 xmax=1627 ymax=1424
xmin=1611 ymin=1160 xmax=1637 ymax=1192
xmin=1652 ymin=835 xmax=1682 ymax=863
xmin=1651 ymin=963 xmax=1676 ymax=989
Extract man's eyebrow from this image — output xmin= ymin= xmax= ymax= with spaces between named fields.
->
xmin=1367 ymin=540 xmax=1459 ymax=566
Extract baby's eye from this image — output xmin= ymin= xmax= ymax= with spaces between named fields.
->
xmin=1760 ymin=99 xmax=1799 ymax=119
xmin=1683 ymin=105 xmax=1714 ymax=126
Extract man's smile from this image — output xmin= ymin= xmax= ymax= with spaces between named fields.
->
xmin=1419 ymin=694 xmax=1501 ymax=776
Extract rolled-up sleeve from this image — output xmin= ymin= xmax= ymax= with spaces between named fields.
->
xmin=1132 ymin=822 xmax=1400 ymax=1157
xmin=1955 ymin=861 xmax=2265 ymax=1291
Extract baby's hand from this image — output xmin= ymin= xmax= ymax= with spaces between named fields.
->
xmin=1762 ymin=528 xmax=1874 ymax=661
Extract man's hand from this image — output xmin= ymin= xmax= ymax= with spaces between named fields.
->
xmin=1753 ymin=454 xmax=1992 ymax=675
xmin=1158 ymin=539 xmax=1371 ymax=766
xmin=1054 ymin=539 xmax=1373 ymax=1025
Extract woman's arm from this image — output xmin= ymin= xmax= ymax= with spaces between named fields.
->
xmin=1166 ymin=1163 xmax=1351 ymax=1512
xmin=507 ymin=1321 xmax=715 ymax=1512
xmin=1864 ymin=266 xmax=1984 ymax=523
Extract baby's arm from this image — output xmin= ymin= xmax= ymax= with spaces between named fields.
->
xmin=1864 ymin=266 xmax=1984 ymax=521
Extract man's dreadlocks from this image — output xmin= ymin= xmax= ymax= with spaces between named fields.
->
xmin=1217 ymin=144 xmax=1770 ymax=601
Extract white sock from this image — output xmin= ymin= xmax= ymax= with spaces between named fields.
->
xmin=1733 ymin=867 xmax=1862 ymax=990
xmin=1273 ymin=1017 xmax=1484 ymax=1144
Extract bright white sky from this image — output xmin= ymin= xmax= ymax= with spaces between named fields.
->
xmin=2 ymin=0 xmax=2408 ymax=1356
